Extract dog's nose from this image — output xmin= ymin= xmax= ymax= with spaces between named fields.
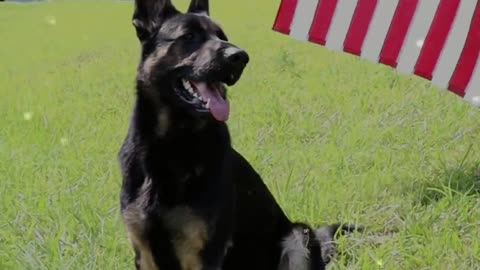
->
xmin=224 ymin=47 xmax=250 ymax=66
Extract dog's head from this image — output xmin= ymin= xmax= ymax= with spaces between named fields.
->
xmin=133 ymin=0 xmax=249 ymax=122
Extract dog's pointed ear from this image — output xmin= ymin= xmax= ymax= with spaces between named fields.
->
xmin=187 ymin=0 xmax=209 ymax=15
xmin=132 ymin=0 xmax=179 ymax=41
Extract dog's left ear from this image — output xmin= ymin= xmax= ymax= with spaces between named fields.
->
xmin=187 ymin=0 xmax=209 ymax=15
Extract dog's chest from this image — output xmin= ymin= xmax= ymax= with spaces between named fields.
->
xmin=146 ymin=146 xmax=228 ymax=203
xmin=155 ymin=162 xmax=210 ymax=202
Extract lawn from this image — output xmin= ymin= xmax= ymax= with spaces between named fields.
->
xmin=1 ymin=0 xmax=480 ymax=269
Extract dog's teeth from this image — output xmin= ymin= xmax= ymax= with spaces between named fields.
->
xmin=205 ymin=98 xmax=210 ymax=109
xmin=182 ymin=79 xmax=193 ymax=91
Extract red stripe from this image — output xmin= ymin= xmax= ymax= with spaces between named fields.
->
xmin=414 ymin=0 xmax=460 ymax=80
xmin=272 ymin=0 xmax=298 ymax=35
xmin=379 ymin=0 xmax=419 ymax=67
xmin=343 ymin=0 xmax=378 ymax=56
xmin=308 ymin=0 xmax=339 ymax=45
xmin=448 ymin=3 xmax=480 ymax=96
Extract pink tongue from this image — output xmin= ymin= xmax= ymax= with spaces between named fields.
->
xmin=191 ymin=81 xmax=230 ymax=122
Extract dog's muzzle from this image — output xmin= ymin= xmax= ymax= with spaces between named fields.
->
xmin=221 ymin=46 xmax=249 ymax=86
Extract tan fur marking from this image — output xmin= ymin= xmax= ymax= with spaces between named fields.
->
xmin=129 ymin=232 xmax=159 ymax=270
xmin=156 ymin=107 xmax=170 ymax=136
xmin=163 ymin=206 xmax=208 ymax=270
xmin=142 ymin=45 xmax=171 ymax=78
xmin=171 ymin=26 xmax=187 ymax=39
xmin=122 ymin=178 xmax=159 ymax=270
xmin=123 ymin=182 xmax=208 ymax=270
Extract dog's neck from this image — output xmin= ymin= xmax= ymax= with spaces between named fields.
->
xmin=132 ymin=87 xmax=228 ymax=143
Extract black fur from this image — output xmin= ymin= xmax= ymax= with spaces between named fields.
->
xmin=119 ymin=1 xmax=361 ymax=269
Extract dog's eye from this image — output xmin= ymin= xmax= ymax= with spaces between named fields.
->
xmin=183 ymin=33 xmax=195 ymax=41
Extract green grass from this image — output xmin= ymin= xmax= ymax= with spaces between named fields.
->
xmin=1 ymin=0 xmax=480 ymax=269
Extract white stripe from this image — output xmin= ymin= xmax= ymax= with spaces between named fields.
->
xmin=360 ymin=0 xmax=399 ymax=63
xmin=432 ymin=1 xmax=477 ymax=90
xmin=325 ymin=0 xmax=357 ymax=51
xmin=396 ymin=0 xmax=440 ymax=75
xmin=289 ymin=0 xmax=319 ymax=41
xmin=464 ymin=58 xmax=480 ymax=102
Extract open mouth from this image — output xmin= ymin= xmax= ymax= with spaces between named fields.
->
xmin=174 ymin=78 xmax=230 ymax=122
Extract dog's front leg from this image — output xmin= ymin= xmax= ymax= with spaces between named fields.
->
xmin=200 ymin=235 xmax=233 ymax=270
xmin=198 ymin=204 xmax=234 ymax=270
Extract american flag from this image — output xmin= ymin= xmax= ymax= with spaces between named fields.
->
xmin=273 ymin=0 xmax=480 ymax=106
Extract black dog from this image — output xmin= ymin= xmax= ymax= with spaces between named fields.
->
xmin=119 ymin=0 xmax=360 ymax=269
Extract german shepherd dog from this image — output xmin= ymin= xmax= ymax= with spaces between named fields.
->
xmin=119 ymin=0 xmax=361 ymax=269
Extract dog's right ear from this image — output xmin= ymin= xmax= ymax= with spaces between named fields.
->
xmin=132 ymin=0 xmax=179 ymax=42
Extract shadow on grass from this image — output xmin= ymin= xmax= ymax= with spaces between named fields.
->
xmin=419 ymin=161 xmax=480 ymax=206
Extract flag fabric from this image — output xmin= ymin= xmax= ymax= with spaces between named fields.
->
xmin=272 ymin=0 xmax=480 ymax=106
